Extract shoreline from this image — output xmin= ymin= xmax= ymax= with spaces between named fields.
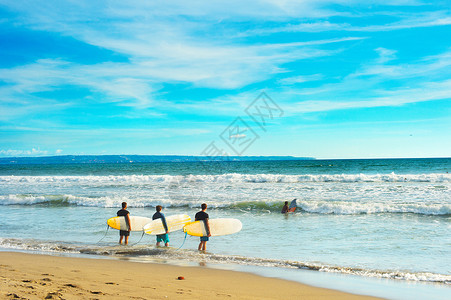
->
xmin=0 ymin=251 xmax=380 ymax=299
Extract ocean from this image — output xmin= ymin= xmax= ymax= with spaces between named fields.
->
xmin=0 ymin=158 xmax=450 ymax=299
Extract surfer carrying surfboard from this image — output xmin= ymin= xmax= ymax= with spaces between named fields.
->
xmin=152 ymin=205 xmax=169 ymax=247
xmin=117 ymin=202 xmax=131 ymax=245
xmin=281 ymin=201 xmax=289 ymax=213
xmin=282 ymin=199 xmax=297 ymax=213
xmin=195 ymin=203 xmax=211 ymax=251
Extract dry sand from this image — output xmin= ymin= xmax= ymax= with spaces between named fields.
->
xmin=0 ymin=252 xmax=381 ymax=299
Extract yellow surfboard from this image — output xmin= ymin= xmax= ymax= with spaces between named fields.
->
xmin=107 ymin=216 xmax=152 ymax=231
xmin=183 ymin=218 xmax=242 ymax=237
xmin=143 ymin=214 xmax=191 ymax=235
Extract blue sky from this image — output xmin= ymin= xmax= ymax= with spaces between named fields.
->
xmin=0 ymin=0 xmax=450 ymax=159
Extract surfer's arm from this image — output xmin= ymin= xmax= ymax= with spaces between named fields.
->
xmin=162 ymin=216 xmax=169 ymax=233
xmin=205 ymin=218 xmax=211 ymax=237
xmin=125 ymin=214 xmax=131 ymax=231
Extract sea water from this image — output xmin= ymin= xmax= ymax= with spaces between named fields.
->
xmin=0 ymin=158 xmax=450 ymax=299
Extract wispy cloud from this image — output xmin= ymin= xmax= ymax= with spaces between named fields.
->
xmin=286 ymin=48 xmax=451 ymax=113
xmin=0 ymin=1 xmax=369 ymax=107
xmin=278 ymin=74 xmax=324 ymax=85
xmin=289 ymin=80 xmax=451 ymax=113
xmin=208 ymin=47 xmax=451 ymax=116
xmin=0 ymin=37 xmax=363 ymax=115
xmin=242 ymin=10 xmax=451 ymax=36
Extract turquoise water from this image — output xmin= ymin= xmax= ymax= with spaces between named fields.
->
xmin=0 ymin=158 xmax=450 ymax=299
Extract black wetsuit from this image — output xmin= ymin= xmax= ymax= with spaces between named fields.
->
xmin=195 ymin=211 xmax=210 ymax=238
xmin=117 ymin=208 xmax=130 ymax=236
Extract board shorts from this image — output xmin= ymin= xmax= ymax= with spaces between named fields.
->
xmin=119 ymin=230 xmax=130 ymax=236
xmin=157 ymin=234 xmax=169 ymax=244
xmin=200 ymin=236 xmax=209 ymax=242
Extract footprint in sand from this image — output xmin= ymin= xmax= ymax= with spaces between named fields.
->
xmin=44 ymin=291 xmax=62 ymax=299
xmin=21 ymin=279 xmax=35 ymax=283
xmin=90 ymin=291 xmax=104 ymax=295
xmin=216 ymin=293 xmax=232 ymax=297
xmin=25 ymin=285 xmax=35 ymax=289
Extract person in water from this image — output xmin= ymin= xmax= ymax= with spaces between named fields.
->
xmin=281 ymin=201 xmax=289 ymax=213
xmin=117 ymin=202 xmax=131 ymax=245
xmin=152 ymin=205 xmax=169 ymax=247
xmin=195 ymin=203 xmax=211 ymax=251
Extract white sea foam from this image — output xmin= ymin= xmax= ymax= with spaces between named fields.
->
xmin=0 ymin=194 xmax=120 ymax=207
xmin=0 ymin=172 xmax=450 ymax=184
xmin=0 ymin=193 xmax=216 ymax=208
xmin=296 ymin=200 xmax=451 ymax=215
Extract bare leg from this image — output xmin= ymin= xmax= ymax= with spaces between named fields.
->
xmin=156 ymin=242 xmax=160 ymax=247
xmin=165 ymin=242 xmax=169 ymax=247
xmin=124 ymin=236 xmax=129 ymax=245
xmin=119 ymin=236 xmax=124 ymax=244
xmin=198 ymin=241 xmax=206 ymax=251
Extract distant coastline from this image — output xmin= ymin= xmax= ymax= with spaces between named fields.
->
xmin=0 ymin=155 xmax=315 ymax=164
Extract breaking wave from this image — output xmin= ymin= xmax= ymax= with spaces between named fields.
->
xmin=0 ymin=172 xmax=450 ymax=184
xmin=1 ymin=194 xmax=450 ymax=216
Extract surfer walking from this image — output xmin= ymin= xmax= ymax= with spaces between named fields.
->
xmin=152 ymin=205 xmax=169 ymax=247
xmin=195 ymin=203 xmax=211 ymax=251
xmin=117 ymin=202 xmax=131 ymax=245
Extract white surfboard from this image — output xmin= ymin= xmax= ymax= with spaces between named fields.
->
xmin=107 ymin=216 xmax=152 ymax=231
xmin=183 ymin=218 xmax=242 ymax=237
xmin=143 ymin=214 xmax=191 ymax=235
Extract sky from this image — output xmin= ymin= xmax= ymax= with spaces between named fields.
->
xmin=0 ymin=0 xmax=450 ymax=159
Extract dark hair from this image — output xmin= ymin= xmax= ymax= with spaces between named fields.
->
xmin=285 ymin=201 xmax=288 ymax=205
xmin=201 ymin=203 xmax=207 ymax=210
xmin=156 ymin=205 xmax=162 ymax=212
xmin=122 ymin=202 xmax=127 ymax=208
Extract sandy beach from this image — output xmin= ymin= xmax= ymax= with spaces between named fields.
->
xmin=0 ymin=252 xmax=380 ymax=299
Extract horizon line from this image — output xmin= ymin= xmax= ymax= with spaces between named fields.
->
xmin=0 ymin=154 xmax=450 ymax=161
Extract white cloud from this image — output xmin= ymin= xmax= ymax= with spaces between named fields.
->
xmin=0 ymin=0 xmax=371 ymax=110
xmin=244 ymin=10 xmax=451 ymax=35
xmin=1 ymin=0 xmax=449 ymax=119
xmin=0 ymin=36 xmax=362 ymax=112
xmin=278 ymin=74 xmax=323 ymax=85
xmin=209 ymin=47 xmax=451 ymax=116
xmin=286 ymin=47 xmax=451 ymax=113
xmin=0 ymin=148 xmax=49 ymax=157
xmin=290 ymin=79 xmax=451 ymax=113
xmin=374 ymin=48 xmax=397 ymax=64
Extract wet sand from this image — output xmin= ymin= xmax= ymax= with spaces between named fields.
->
xmin=0 ymin=252 xmax=381 ymax=299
